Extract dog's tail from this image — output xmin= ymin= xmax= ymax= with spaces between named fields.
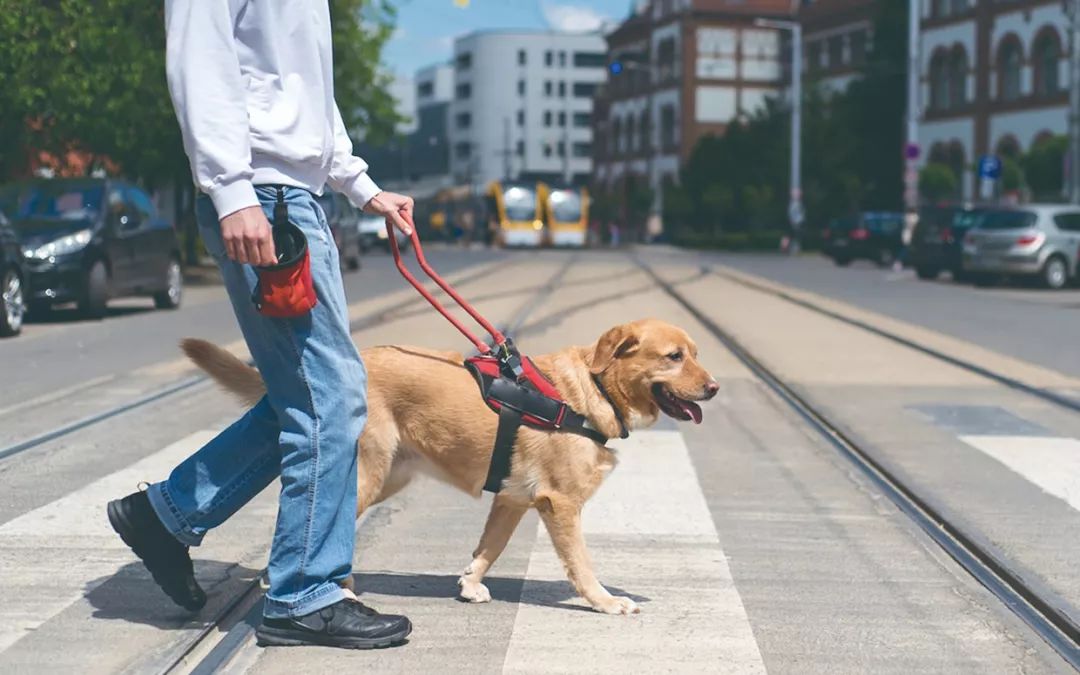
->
xmin=180 ymin=338 xmax=266 ymax=408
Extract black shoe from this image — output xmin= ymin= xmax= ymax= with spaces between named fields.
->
xmin=107 ymin=490 xmax=207 ymax=611
xmin=256 ymin=598 xmax=412 ymax=649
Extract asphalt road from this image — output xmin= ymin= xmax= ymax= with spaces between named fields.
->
xmin=703 ymin=252 xmax=1080 ymax=379
xmin=1 ymin=246 xmax=1079 ymax=674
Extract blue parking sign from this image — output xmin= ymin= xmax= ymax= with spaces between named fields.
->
xmin=978 ymin=155 xmax=1002 ymax=180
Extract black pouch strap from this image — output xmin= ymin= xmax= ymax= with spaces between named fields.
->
xmin=484 ymin=405 xmax=521 ymax=493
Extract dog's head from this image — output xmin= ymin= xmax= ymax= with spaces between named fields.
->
xmin=589 ymin=319 xmax=718 ymax=427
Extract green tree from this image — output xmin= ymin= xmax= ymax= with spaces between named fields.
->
xmin=331 ymin=0 xmax=404 ymax=145
xmin=919 ymin=163 xmax=957 ymax=202
xmin=1023 ymin=134 xmax=1067 ymax=199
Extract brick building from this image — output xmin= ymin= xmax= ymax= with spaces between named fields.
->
xmin=592 ymin=0 xmax=793 ymax=195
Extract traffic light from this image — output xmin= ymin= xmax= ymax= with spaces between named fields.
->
xmin=608 ymin=61 xmax=623 ymax=76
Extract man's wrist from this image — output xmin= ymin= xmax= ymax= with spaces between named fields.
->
xmin=209 ymin=179 xmax=259 ymax=219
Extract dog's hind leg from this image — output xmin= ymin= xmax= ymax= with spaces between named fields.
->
xmin=535 ymin=493 xmax=639 ymax=615
xmin=457 ymin=494 xmax=528 ymax=603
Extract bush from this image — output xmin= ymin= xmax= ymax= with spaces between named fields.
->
xmin=919 ymin=163 xmax=958 ymax=202
xmin=672 ymin=230 xmax=786 ymax=251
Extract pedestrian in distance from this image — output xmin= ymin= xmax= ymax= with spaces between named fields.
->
xmin=107 ymin=0 xmax=414 ymax=651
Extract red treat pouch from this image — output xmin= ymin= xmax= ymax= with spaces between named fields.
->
xmin=251 ymin=188 xmax=318 ymax=318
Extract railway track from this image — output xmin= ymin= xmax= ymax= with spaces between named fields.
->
xmin=0 ymin=258 xmax=517 ymax=464
xmin=636 ymin=256 xmax=1080 ymax=670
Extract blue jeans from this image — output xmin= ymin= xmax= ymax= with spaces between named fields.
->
xmin=147 ymin=186 xmax=366 ymax=619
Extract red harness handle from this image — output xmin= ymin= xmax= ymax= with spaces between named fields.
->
xmin=386 ymin=213 xmax=506 ymax=354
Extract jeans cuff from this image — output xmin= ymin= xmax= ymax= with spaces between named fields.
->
xmin=146 ymin=482 xmax=205 ymax=547
xmin=263 ymin=582 xmax=349 ymax=619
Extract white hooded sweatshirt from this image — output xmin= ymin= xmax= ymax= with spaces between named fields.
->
xmin=164 ymin=0 xmax=381 ymax=218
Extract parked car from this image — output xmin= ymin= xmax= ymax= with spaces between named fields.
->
xmin=909 ymin=203 xmax=985 ymax=280
xmin=0 ymin=209 xmax=27 ymax=337
xmin=315 ymin=190 xmax=361 ymax=271
xmin=0 ymin=178 xmax=182 ymax=317
xmin=359 ymin=214 xmax=410 ymax=254
xmin=962 ymin=204 xmax=1080 ymax=289
xmin=823 ymin=211 xmax=904 ymax=267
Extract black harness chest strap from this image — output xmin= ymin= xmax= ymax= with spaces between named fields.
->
xmin=484 ymin=405 xmax=521 ymax=493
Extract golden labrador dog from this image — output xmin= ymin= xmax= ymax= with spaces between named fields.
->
xmin=182 ymin=319 xmax=717 ymax=615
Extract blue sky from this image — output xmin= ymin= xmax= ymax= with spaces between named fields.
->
xmin=382 ymin=0 xmax=634 ymax=78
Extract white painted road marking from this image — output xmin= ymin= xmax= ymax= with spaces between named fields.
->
xmin=960 ymin=435 xmax=1080 ymax=512
xmin=502 ymin=430 xmax=766 ymax=674
xmin=0 ymin=431 xmax=215 ymax=652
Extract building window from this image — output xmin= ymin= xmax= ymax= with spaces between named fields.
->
xmin=931 ymin=0 xmax=948 ymax=19
xmin=418 ymin=81 xmax=434 ymax=98
xmin=544 ymin=80 xmax=553 ymax=97
xmin=455 ymin=83 xmax=471 ymax=100
xmin=544 ymin=143 xmax=553 ymax=158
xmin=558 ymin=81 xmax=566 ymax=97
xmin=639 ymin=110 xmax=650 ymax=151
xmin=827 ymin=36 xmax=844 ymax=69
xmin=850 ymin=31 xmax=867 ymax=66
xmin=808 ymin=42 xmax=822 ymax=73
xmin=557 ymin=141 xmax=565 ymax=157
xmin=572 ymin=142 xmax=592 ymax=158
xmin=544 ymin=110 xmax=553 ymax=127
xmin=998 ymin=38 xmax=1023 ymax=102
xmin=612 ymin=117 xmax=622 ymax=155
xmin=456 ymin=52 xmax=472 ymax=70
xmin=661 ymin=105 xmax=676 ymax=151
xmin=518 ymin=49 xmax=527 ymax=66
xmin=573 ymin=82 xmax=598 ymax=98
xmin=455 ymin=112 xmax=471 ymax=129
xmin=518 ymin=79 xmax=526 ymax=96
xmin=517 ymin=110 xmax=525 ymax=126
xmin=455 ymin=142 xmax=471 ymax=159
xmin=558 ymin=111 xmax=566 ymax=127
xmin=516 ymin=140 xmax=525 ymax=157
xmin=626 ymin=115 xmax=636 ymax=152
xmin=1034 ymin=30 xmax=1062 ymax=96
xmin=573 ymin=111 xmax=592 ymax=128
xmin=559 ymin=51 xmax=567 ymax=67
xmin=573 ymin=52 xmax=606 ymax=68
xmin=929 ymin=51 xmax=949 ymax=110
xmin=949 ymin=47 xmax=968 ymax=106
xmin=545 ymin=50 xmax=553 ymax=67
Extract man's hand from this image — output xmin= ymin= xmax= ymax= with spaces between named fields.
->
xmin=363 ymin=191 xmax=414 ymax=236
xmin=220 ymin=206 xmax=276 ymax=266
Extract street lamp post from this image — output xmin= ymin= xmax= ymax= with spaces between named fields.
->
xmin=1068 ymin=0 xmax=1080 ymax=203
xmin=755 ymin=18 xmax=804 ymax=251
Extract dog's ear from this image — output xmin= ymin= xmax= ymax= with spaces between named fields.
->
xmin=590 ymin=324 xmax=640 ymax=374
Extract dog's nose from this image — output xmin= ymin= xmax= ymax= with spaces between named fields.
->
xmin=703 ymin=380 xmax=719 ymax=400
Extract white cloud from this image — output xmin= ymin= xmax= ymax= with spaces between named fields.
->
xmin=542 ymin=3 xmax=609 ymax=32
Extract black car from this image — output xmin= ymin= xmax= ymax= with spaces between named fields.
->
xmin=0 ymin=209 xmax=27 ymax=337
xmin=823 ymin=211 xmax=904 ymax=267
xmin=315 ymin=190 xmax=361 ymax=271
xmin=0 ymin=178 xmax=183 ymax=318
xmin=909 ymin=203 xmax=983 ymax=280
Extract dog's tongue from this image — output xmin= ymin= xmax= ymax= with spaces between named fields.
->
xmin=679 ymin=400 xmax=703 ymax=424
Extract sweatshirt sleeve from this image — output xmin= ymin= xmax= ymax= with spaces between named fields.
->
xmin=326 ymin=104 xmax=382 ymax=209
xmin=164 ymin=0 xmax=259 ymax=218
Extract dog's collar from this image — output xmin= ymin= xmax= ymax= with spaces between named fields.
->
xmin=590 ymin=373 xmax=629 ymax=440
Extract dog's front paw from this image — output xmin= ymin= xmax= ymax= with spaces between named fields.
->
xmin=594 ymin=595 xmax=640 ymax=615
xmin=457 ymin=577 xmax=492 ymax=603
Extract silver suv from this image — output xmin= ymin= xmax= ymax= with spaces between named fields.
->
xmin=961 ymin=204 xmax=1080 ymax=289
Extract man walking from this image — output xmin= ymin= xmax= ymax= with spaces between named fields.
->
xmin=106 ymin=0 xmax=413 ymax=650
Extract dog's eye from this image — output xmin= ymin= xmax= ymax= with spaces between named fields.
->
xmin=667 ymin=351 xmax=683 ymax=362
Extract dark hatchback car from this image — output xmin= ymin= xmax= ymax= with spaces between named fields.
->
xmin=0 ymin=209 xmax=27 ymax=337
xmin=315 ymin=190 xmax=361 ymax=271
xmin=909 ymin=203 xmax=984 ymax=280
xmin=0 ymin=178 xmax=182 ymax=318
xmin=823 ymin=211 xmax=905 ymax=267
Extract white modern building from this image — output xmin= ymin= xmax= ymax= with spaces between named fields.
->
xmin=448 ymin=30 xmax=608 ymax=187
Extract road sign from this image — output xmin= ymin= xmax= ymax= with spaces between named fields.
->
xmin=904 ymin=143 xmax=920 ymax=160
xmin=978 ymin=155 xmax=1002 ymax=180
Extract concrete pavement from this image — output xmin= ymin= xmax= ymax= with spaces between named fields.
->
xmin=0 ymin=249 xmax=1077 ymax=673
